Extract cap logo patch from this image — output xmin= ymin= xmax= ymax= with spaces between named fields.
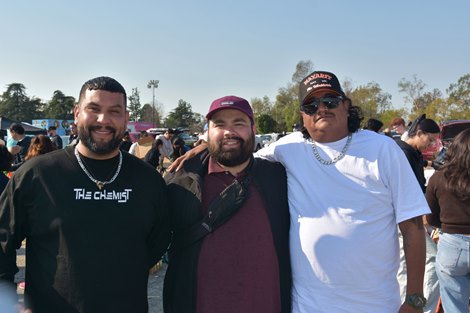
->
xmin=303 ymin=73 xmax=332 ymax=86
xmin=220 ymin=101 xmax=235 ymax=106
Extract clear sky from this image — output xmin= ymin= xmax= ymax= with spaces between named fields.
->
xmin=1 ymin=0 xmax=469 ymax=118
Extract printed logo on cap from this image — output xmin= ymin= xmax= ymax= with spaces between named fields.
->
xmin=220 ymin=101 xmax=235 ymax=106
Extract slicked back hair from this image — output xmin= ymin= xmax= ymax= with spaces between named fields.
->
xmin=78 ymin=76 xmax=127 ymax=108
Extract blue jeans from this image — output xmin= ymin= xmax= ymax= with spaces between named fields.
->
xmin=436 ymin=232 xmax=470 ymax=313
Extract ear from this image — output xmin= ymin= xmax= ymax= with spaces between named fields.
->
xmin=252 ymin=123 xmax=256 ymax=135
xmin=73 ymin=104 xmax=80 ymax=124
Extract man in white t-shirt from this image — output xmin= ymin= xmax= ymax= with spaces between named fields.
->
xmin=156 ymin=128 xmax=174 ymax=161
xmin=255 ymin=71 xmax=429 ymax=313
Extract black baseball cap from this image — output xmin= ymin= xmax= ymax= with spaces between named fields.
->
xmin=299 ymin=71 xmax=346 ymax=105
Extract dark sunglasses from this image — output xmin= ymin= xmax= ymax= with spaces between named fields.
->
xmin=300 ymin=96 xmax=344 ymax=115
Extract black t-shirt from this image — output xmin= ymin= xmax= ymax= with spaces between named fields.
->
xmin=10 ymin=136 xmax=32 ymax=171
xmin=395 ymin=139 xmax=426 ymax=193
xmin=0 ymin=146 xmax=170 ymax=313
xmin=51 ymin=134 xmax=63 ymax=149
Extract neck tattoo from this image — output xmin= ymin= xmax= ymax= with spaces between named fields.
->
xmin=74 ymin=146 xmax=122 ymax=190
xmin=308 ymin=134 xmax=352 ymax=165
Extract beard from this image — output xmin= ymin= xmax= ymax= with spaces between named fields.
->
xmin=78 ymin=124 xmax=123 ymax=155
xmin=208 ymin=132 xmax=254 ymax=167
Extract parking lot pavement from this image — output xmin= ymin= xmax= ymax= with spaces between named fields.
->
xmin=148 ymin=263 xmax=166 ymax=313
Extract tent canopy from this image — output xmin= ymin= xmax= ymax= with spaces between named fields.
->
xmin=0 ymin=116 xmax=47 ymax=138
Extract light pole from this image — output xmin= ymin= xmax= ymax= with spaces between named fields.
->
xmin=147 ymin=80 xmax=159 ymax=127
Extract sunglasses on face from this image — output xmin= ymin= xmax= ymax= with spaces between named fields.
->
xmin=300 ymin=96 xmax=344 ymax=115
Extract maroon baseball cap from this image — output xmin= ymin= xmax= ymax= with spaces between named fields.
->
xmin=299 ymin=71 xmax=346 ymax=105
xmin=206 ymin=95 xmax=254 ymax=123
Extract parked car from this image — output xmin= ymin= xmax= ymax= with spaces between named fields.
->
xmin=260 ymin=133 xmax=280 ymax=148
xmin=431 ymin=120 xmax=470 ymax=169
xmin=254 ymin=135 xmax=264 ymax=151
xmin=177 ymin=133 xmax=198 ymax=147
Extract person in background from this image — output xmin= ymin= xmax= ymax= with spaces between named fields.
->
xmin=395 ymin=114 xmax=441 ymax=313
xmin=48 ymin=126 xmax=63 ymax=149
xmin=6 ymin=136 xmax=18 ymax=152
xmin=0 ymin=76 xmax=170 ymax=313
xmin=156 ymin=128 xmax=174 ymax=161
xmin=129 ymin=131 xmax=154 ymax=158
xmin=0 ymin=145 xmax=12 ymax=195
xmin=68 ymin=122 xmax=79 ymax=145
xmin=425 ymin=128 xmax=470 ymax=313
xmin=25 ymin=134 xmax=56 ymax=161
xmin=391 ymin=117 xmax=407 ymax=138
xmin=363 ymin=118 xmax=384 ymax=133
xmin=144 ymin=138 xmax=164 ymax=172
xmin=395 ymin=115 xmax=440 ymax=193
xmin=426 ymin=129 xmax=470 ymax=312
xmin=119 ymin=131 xmax=133 ymax=152
xmin=8 ymin=123 xmax=32 ymax=171
xmin=163 ymin=96 xmax=291 ymax=313
xmin=172 ymin=137 xmax=189 ymax=160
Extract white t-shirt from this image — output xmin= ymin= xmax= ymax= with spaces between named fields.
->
xmin=156 ymin=135 xmax=173 ymax=158
xmin=256 ymin=130 xmax=430 ymax=313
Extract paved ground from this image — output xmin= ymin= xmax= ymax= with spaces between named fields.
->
xmin=15 ymin=242 xmax=166 ymax=313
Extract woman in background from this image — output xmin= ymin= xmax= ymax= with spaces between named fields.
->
xmin=426 ymin=128 xmax=470 ymax=312
xmin=25 ymin=134 xmax=56 ymax=160
xmin=395 ymin=115 xmax=440 ymax=193
xmin=395 ymin=114 xmax=441 ymax=312
xmin=144 ymin=139 xmax=164 ymax=172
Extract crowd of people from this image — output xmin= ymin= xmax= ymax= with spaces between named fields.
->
xmin=0 ymin=71 xmax=468 ymax=313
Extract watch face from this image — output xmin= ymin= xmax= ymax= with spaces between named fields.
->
xmin=414 ymin=297 xmax=425 ymax=306
xmin=407 ymin=295 xmax=427 ymax=308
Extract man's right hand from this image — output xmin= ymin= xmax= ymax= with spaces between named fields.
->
xmin=167 ymin=142 xmax=207 ymax=172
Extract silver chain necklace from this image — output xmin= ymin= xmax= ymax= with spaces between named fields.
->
xmin=308 ymin=134 xmax=352 ymax=165
xmin=74 ymin=146 xmax=123 ymax=190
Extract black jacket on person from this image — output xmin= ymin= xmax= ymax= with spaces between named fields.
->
xmin=163 ymin=150 xmax=291 ymax=313
xmin=10 ymin=136 xmax=32 ymax=171
xmin=395 ymin=139 xmax=427 ymax=193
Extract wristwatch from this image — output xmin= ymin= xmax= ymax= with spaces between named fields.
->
xmin=405 ymin=293 xmax=427 ymax=309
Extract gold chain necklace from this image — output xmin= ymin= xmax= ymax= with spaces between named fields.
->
xmin=74 ymin=146 xmax=122 ymax=190
xmin=308 ymin=134 xmax=352 ymax=165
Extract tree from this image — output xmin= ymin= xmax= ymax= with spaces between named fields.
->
xmin=291 ymin=60 xmax=313 ymax=84
xmin=380 ymin=108 xmax=409 ymax=129
xmin=271 ymin=60 xmax=313 ymax=132
xmin=411 ymin=88 xmax=443 ymax=121
xmin=398 ymin=75 xmax=426 ymax=114
xmin=191 ymin=113 xmax=206 ymax=134
xmin=349 ymin=82 xmax=392 ymax=120
xmin=128 ymin=88 xmax=142 ymax=122
xmin=164 ymin=99 xmax=196 ymax=130
xmin=273 ymin=83 xmax=300 ymax=132
xmin=44 ymin=90 xmax=75 ymax=120
xmin=251 ymin=96 xmax=272 ymax=118
xmin=139 ymin=103 xmax=156 ymax=123
xmin=256 ymin=114 xmax=277 ymax=134
xmin=0 ymin=83 xmax=41 ymax=122
xmin=446 ymin=74 xmax=470 ymax=119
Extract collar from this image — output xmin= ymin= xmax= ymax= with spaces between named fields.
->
xmin=207 ymin=156 xmax=253 ymax=179
xmin=208 ymin=156 xmax=232 ymax=175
